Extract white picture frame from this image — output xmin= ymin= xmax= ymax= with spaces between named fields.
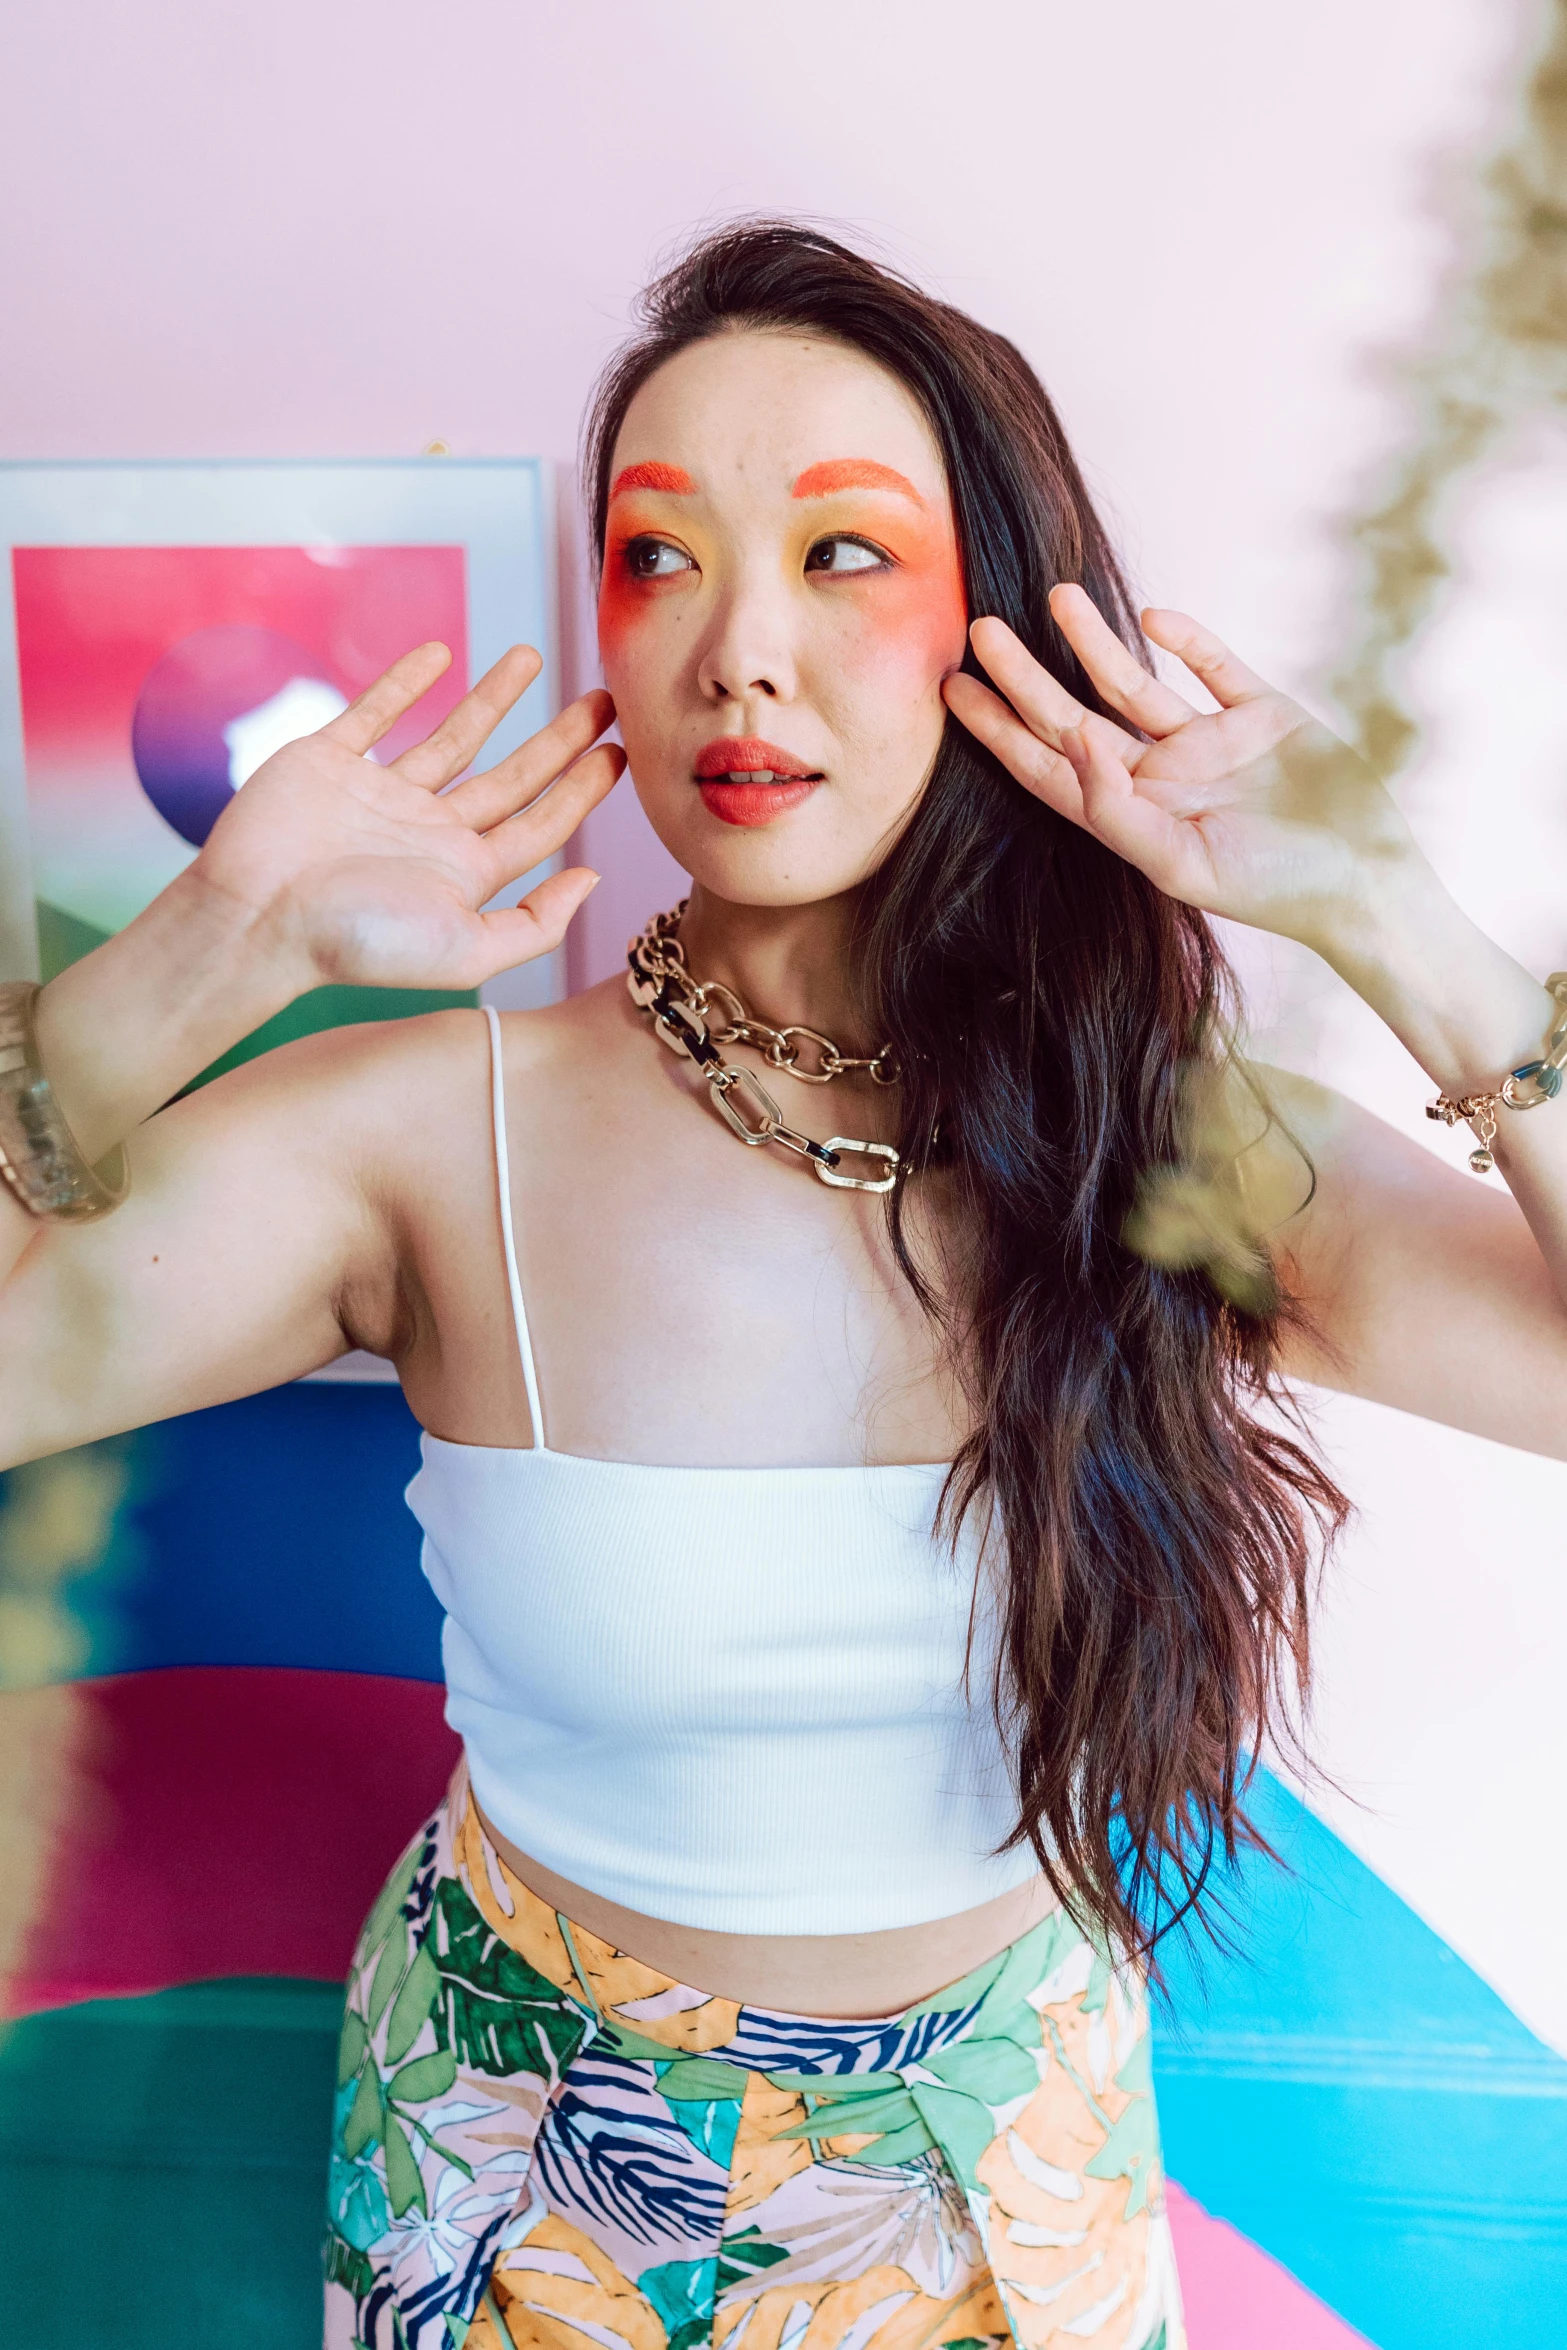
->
xmin=0 ymin=456 xmax=561 ymax=1384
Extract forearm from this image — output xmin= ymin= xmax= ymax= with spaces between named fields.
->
xmin=1319 ymin=849 xmax=1567 ymax=1288
xmin=0 ymin=870 xmax=303 ymax=1278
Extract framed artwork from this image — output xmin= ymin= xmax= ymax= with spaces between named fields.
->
xmin=0 ymin=457 xmax=559 ymax=1004
xmin=0 ymin=458 xmax=560 ymax=1380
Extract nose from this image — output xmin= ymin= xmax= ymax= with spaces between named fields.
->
xmin=695 ymin=566 xmax=797 ymax=708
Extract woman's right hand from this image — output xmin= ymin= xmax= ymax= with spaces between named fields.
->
xmin=196 ymin=641 xmax=624 ymax=995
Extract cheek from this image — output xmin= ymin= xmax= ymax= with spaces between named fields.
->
xmin=596 ymin=572 xmax=684 ymax=750
xmin=846 ymin=551 xmax=968 ymax=690
xmin=596 ymin=565 xmax=646 ymax=670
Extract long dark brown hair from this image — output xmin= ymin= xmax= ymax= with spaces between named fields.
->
xmin=585 ymin=221 xmax=1346 ymax=1963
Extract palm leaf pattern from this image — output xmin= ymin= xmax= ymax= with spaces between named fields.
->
xmin=323 ymin=1770 xmax=1186 ymax=2350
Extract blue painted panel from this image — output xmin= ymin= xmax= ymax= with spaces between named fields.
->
xmin=1155 ymin=1767 xmax=1567 ymax=2350
xmin=64 ymin=1385 xmax=444 ymax=1682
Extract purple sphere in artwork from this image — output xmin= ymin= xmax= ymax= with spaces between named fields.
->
xmin=131 ymin=624 xmax=348 ymax=848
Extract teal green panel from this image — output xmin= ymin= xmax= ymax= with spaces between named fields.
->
xmin=0 ymin=1976 xmax=342 ymax=2348
xmin=36 ymin=898 xmax=107 ymax=982
xmin=185 ymin=978 xmax=477 ymax=1089
xmin=35 ymin=896 xmax=475 ymax=1089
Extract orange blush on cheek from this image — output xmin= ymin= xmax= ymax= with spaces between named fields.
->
xmin=836 ymin=517 xmax=968 ymax=682
xmin=597 ymin=550 xmax=645 ymax=660
xmin=599 ymin=464 xmax=699 ymax=656
xmin=597 ymin=516 xmax=686 ymax=659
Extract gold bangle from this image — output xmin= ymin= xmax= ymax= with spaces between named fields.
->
xmin=1426 ymin=972 xmax=1567 ymax=1175
xmin=0 ymin=981 xmax=130 ymax=1221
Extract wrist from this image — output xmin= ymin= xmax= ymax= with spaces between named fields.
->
xmin=1309 ymin=851 xmax=1553 ymax=1098
xmin=1299 ymin=839 xmax=1449 ymax=987
xmin=34 ymin=868 xmax=307 ymax=1161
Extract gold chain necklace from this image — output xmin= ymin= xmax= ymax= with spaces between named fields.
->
xmin=626 ymin=904 xmax=901 ymax=1193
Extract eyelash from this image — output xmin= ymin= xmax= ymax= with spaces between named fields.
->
xmin=618 ymin=532 xmax=895 ymax=581
xmin=621 ymin=535 xmax=694 ymax=580
xmin=805 ymin=534 xmax=893 ymax=575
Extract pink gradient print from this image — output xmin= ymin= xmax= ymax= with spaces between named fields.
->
xmin=12 ymin=543 xmax=468 ymax=937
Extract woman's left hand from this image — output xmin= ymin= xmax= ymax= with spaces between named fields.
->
xmin=943 ymin=583 xmax=1416 ymax=951
xmin=945 ymin=584 xmax=1567 ymax=1468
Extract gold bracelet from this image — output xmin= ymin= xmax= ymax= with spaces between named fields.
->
xmin=1426 ymin=971 xmax=1567 ymax=1175
xmin=0 ymin=981 xmax=130 ymax=1221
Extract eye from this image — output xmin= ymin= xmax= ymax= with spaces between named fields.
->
xmin=804 ymin=535 xmax=891 ymax=576
xmin=623 ymin=536 xmax=696 ymax=580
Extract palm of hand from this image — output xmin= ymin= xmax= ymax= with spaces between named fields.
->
xmin=192 ymin=644 xmax=623 ymax=994
xmin=944 ymin=586 xmax=1413 ymax=947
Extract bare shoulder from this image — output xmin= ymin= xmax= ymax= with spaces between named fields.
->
xmin=341 ymin=981 xmax=643 ymax=1207
xmin=491 ymin=974 xmax=642 ymax=1076
xmin=1247 ymin=1061 xmax=1560 ymax=1433
xmin=476 ymin=974 xmax=651 ymax=1127
xmin=183 ymin=1002 xmax=495 ymax=1177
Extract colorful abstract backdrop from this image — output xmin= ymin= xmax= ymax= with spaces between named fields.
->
xmin=0 ymin=1387 xmax=1561 ymax=2348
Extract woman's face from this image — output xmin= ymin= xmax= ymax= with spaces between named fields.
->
xmin=598 ymin=330 xmax=969 ymax=907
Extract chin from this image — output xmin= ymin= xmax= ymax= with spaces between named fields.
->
xmin=631 ymin=779 xmax=870 ymax=906
xmin=681 ymin=837 xmax=868 ymax=910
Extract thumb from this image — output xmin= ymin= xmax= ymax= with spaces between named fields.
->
xmin=472 ymin=866 xmax=600 ymax=981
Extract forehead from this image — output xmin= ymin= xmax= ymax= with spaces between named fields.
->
xmin=611 ymin=330 xmax=947 ymax=502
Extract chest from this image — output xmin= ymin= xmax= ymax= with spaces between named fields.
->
xmin=405 ymin=1014 xmax=961 ymax=1467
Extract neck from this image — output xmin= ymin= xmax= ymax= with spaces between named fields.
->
xmin=675 ymin=885 xmax=874 ymax=1046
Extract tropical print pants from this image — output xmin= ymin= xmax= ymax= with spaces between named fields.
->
xmin=324 ymin=1768 xmax=1185 ymax=2350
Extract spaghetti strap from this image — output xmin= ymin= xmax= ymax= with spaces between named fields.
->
xmin=483 ymin=1004 xmax=548 ymax=1451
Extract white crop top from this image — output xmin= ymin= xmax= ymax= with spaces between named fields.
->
xmin=403 ymin=1007 xmax=1036 ymax=1937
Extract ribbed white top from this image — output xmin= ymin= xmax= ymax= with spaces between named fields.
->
xmin=403 ymin=1007 xmax=1034 ymax=1936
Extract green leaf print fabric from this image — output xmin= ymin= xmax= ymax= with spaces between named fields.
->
xmin=323 ymin=1769 xmax=1186 ymax=2350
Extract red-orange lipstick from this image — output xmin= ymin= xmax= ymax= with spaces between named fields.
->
xmin=693 ymin=736 xmax=822 ymax=828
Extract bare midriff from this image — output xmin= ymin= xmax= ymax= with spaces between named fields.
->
xmin=476 ymin=1803 xmax=1062 ymax=2021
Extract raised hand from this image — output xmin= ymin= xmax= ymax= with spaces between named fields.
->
xmin=943 ymin=585 xmax=1417 ymax=951
xmin=194 ymin=642 xmax=624 ymax=994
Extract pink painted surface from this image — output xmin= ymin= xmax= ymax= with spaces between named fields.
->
xmin=4 ymin=1666 xmax=458 ymax=2014
xmin=1166 ymin=2182 xmax=1377 ymax=2349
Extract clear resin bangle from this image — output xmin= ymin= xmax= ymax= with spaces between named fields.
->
xmin=0 ymin=981 xmax=130 ymax=1221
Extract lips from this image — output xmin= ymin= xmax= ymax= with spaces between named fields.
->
xmin=693 ymin=736 xmax=823 ymax=828
xmin=693 ymin=737 xmax=820 ymax=782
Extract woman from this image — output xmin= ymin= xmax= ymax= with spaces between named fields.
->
xmin=3 ymin=223 xmax=1566 ymax=2350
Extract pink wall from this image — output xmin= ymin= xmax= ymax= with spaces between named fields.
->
xmin=6 ymin=0 xmax=1565 ymax=2059
xmin=1 ymin=0 xmax=1512 ymax=985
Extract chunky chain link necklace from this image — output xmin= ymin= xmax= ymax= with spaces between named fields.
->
xmin=627 ymin=904 xmax=901 ymax=1193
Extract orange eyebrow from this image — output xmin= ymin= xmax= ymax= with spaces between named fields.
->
xmin=609 ymin=462 xmax=696 ymax=499
xmin=791 ymin=459 xmax=924 ymax=505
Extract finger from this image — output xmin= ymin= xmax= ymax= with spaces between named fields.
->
xmin=967 ymin=616 xmax=1095 ymax=750
xmin=392 ymin=644 xmax=544 ymax=791
xmin=943 ymin=672 xmax=1086 ymax=825
xmin=469 ymin=867 xmax=602 ymax=985
xmin=477 ymin=741 xmax=625 ymax=897
xmin=442 ymin=689 xmax=618 ymax=830
xmin=1063 ymin=714 xmax=1210 ymax=900
xmin=1140 ymin=608 xmax=1272 ymax=709
xmin=1048 ymin=583 xmax=1195 ymax=738
xmin=322 ymin=643 xmax=453 ymax=755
